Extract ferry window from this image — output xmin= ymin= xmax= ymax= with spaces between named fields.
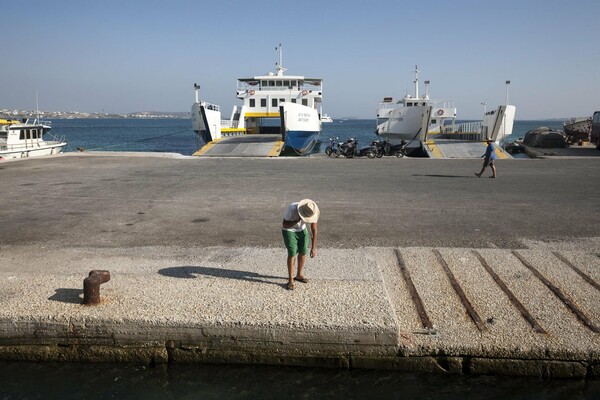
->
xmin=431 ymin=119 xmax=437 ymax=124
xmin=272 ymin=98 xmax=278 ymax=107
xmin=261 ymin=99 xmax=266 ymax=107
xmin=283 ymin=80 xmax=289 ymax=87
xmin=276 ymin=81 xmax=282 ymax=87
xmin=280 ymin=98 xmax=285 ymax=103
xmin=20 ymin=130 xmax=25 ymax=140
xmin=249 ymin=99 xmax=255 ymax=107
xmin=269 ymin=80 xmax=275 ymax=87
xmin=291 ymin=80 xmax=297 ymax=87
xmin=291 ymin=99 xmax=296 ymax=103
xmin=407 ymin=103 xmax=412 ymax=107
xmin=302 ymin=99 xmax=308 ymax=106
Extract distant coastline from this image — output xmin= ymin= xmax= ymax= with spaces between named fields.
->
xmin=1 ymin=109 xmax=190 ymax=119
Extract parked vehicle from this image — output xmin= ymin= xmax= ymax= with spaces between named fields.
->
xmin=592 ymin=111 xmax=600 ymax=150
xmin=324 ymin=137 xmax=340 ymax=157
xmin=338 ymin=138 xmax=358 ymax=158
xmin=370 ymin=138 xmax=408 ymax=157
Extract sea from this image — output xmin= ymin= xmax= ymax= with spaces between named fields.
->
xmin=4 ymin=118 xmax=597 ymax=399
xmin=47 ymin=118 xmax=567 ymax=156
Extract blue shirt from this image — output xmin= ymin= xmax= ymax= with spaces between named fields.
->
xmin=484 ymin=143 xmax=496 ymax=160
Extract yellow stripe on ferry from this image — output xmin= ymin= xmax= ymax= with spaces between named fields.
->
xmin=243 ymin=112 xmax=280 ymax=118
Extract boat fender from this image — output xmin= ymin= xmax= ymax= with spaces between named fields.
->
xmin=301 ymin=90 xmax=308 ymax=96
xmin=437 ymin=109 xmax=444 ymax=116
xmin=248 ymin=90 xmax=255 ymax=95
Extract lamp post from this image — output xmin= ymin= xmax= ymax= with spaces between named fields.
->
xmin=481 ymin=102 xmax=487 ymax=114
xmin=505 ymin=80 xmax=511 ymax=105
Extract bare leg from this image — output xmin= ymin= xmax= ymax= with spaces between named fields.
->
xmin=297 ymin=253 xmax=306 ymax=279
xmin=287 ymin=256 xmax=295 ymax=286
xmin=476 ymin=164 xmax=485 ymax=177
xmin=490 ymin=165 xmax=497 ymax=178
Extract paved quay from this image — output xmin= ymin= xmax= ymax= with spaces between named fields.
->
xmin=0 ymin=153 xmax=599 ymax=377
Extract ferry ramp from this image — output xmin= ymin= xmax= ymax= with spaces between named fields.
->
xmin=425 ymin=139 xmax=511 ymax=159
xmin=193 ymin=134 xmax=283 ymax=157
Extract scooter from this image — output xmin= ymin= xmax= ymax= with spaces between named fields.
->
xmin=324 ymin=137 xmax=340 ymax=157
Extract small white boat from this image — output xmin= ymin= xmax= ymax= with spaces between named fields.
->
xmin=0 ymin=117 xmax=67 ymax=159
xmin=320 ymin=113 xmax=333 ymax=123
xmin=191 ymin=45 xmax=323 ymax=155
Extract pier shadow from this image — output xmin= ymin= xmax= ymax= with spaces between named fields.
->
xmin=412 ymin=174 xmax=475 ymax=178
xmin=48 ymin=288 xmax=83 ymax=304
xmin=158 ymin=266 xmax=283 ymax=287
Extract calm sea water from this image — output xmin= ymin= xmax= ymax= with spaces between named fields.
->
xmin=48 ymin=118 xmax=566 ymax=156
xmin=1 ymin=361 xmax=598 ymax=399
xmin=16 ymin=118 xmax=595 ymax=399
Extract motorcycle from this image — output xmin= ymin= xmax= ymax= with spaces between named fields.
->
xmin=370 ymin=139 xmax=408 ymax=158
xmin=324 ymin=137 xmax=340 ymax=157
xmin=338 ymin=138 xmax=358 ymax=158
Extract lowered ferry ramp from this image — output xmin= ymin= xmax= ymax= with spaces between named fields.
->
xmin=425 ymin=139 xmax=511 ymax=159
xmin=193 ymin=134 xmax=284 ymax=157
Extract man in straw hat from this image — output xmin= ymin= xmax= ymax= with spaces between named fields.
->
xmin=282 ymin=199 xmax=320 ymax=290
xmin=475 ymin=138 xmax=497 ymax=178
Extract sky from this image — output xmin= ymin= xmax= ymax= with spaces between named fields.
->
xmin=2 ymin=0 xmax=599 ymax=119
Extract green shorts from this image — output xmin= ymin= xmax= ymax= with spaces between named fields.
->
xmin=282 ymin=228 xmax=309 ymax=257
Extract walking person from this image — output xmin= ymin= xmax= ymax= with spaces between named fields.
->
xmin=282 ymin=199 xmax=319 ymax=290
xmin=475 ymin=139 xmax=497 ymax=178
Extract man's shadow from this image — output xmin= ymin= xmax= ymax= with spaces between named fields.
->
xmin=158 ymin=266 xmax=283 ymax=287
xmin=412 ymin=174 xmax=474 ymax=178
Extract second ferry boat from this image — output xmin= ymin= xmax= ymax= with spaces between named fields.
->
xmin=192 ymin=46 xmax=322 ymax=156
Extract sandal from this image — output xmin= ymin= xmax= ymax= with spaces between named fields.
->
xmin=286 ymin=282 xmax=295 ymax=290
xmin=294 ymin=277 xmax=309 ymax=284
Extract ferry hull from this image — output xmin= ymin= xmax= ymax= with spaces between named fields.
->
xmin=280 ymin=103 xmax=321 ymax=155
xmin=376 ymin=106 xmax=432 ymax=145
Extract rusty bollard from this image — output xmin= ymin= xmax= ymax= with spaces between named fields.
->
xmin=83 ymin=270 xmax=111 ymax=305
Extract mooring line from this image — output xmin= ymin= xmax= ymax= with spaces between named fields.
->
xmin=394 ymin=249 xmax=434 ymax=331
xmin=553 ymin=252 xmax=600 ymax=292
xmin=473 ymin=250 xmax=546 ymax=334
xmin=433 ymin=249 xmax=486 ymax=332
xmin=512 ymin=251 xmax=599 ymax=333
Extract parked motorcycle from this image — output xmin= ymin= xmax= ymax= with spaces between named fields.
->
xmin=338 ymin=138 xmax=358 ymax=158
xmin=370 ymin=139 xmax=408 ymax=158
xmin=325 ymin=137 xmax=340 ymax=157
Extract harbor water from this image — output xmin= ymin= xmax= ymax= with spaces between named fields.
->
xmin=1 ymin=361 xmax=598 ymax=399
xmin=49 ymin=118 xmax=566 ymax=156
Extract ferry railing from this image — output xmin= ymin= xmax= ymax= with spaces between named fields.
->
xmin=440 ymin=121 xmax=484 ymax=141
xmin=201 ymin=102 xmax=220 ymax=112
xmin=221 ymin=120 xmax=239 ymax=128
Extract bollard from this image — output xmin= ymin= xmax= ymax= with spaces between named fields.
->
xmin=83 ymin=270 xmax=111 ymax=305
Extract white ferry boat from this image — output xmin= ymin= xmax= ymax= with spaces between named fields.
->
xmin=376 ymin=66 xmax=456 ymax=146
xmin=0 ymin=117 xmax=66 ymax=159
xmin=191 ymin=46 xmax=322 ymax=155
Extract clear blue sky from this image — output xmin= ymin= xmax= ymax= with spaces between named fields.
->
xmin=2 ymin=0 xmax=598 ymax=119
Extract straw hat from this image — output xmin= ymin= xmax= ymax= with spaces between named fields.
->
xmin=297 ymin=199 xmax=320 ymax=223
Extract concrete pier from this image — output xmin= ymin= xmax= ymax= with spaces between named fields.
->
xmin=0 ymin=153 xmax=599 ymax=377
